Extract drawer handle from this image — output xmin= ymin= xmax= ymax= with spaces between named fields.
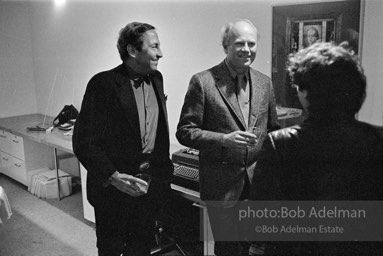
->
xmin=12 ymin=140 xmax=19 ymax=143
xmin=2 ymin=157 xmax=9 ymax=161
xmin=0 ymin=135 xmax=5 ymax=138
xmin=14 ymin=163 xmax=22 ymax=167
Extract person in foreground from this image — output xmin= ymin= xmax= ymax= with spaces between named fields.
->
xmin=251 ymin=41 xmax=383 ymax=255
xmin=72 ymin=22 xmax=173 ymax=256
xmin=176 ymin=19 xmax=279 ymax=256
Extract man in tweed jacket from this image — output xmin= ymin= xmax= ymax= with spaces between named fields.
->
xmin=176 ymin=19 xmax=279 ymax=256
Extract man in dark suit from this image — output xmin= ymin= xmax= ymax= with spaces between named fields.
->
xmin=176 ymin=19 xmax=279 ymax=256
xmin=72 ymin=22 xmax=173 ymax=256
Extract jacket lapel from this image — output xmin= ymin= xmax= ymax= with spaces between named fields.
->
xmin=113 ymin=65 xmax=141 ymax=137
xmin=112 ymin=64 xmax=169 ymax=137
xmin=248 ymin=69 xmax=261 ymax=129
xmin=151 ymin=75 xmax=169 ymax=132
xmin=214 ymin=62 xmax=247 ymax=130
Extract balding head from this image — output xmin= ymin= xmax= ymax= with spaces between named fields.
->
xmin=222 ymin=19 xmax=259 ymax=73
xmin=221 ymin=19 xmax=259 ymax=53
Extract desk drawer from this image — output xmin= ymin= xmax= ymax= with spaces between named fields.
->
xmin=9 ymin=134 xmax=25 ymax=161
xmin=10 ymin=156 xmax=27 ymax=185
xmin=0 ymin=151 xmax=27 ymax=185
xmin=0 ymin=151 xmax=12 ymax=175
xmin=0 ymin=130 xmax=11 ymax=153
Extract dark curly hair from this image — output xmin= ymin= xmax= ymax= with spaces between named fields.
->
xmin=117 ymin=22 xmax=155 ymax=62
xmin=287 ymin=41 xmax=366 ymax=117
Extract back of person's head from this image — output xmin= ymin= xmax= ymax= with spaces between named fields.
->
xmin=117 ymin=22 xmax=155 ymax=62
xmin=287 ymin=41 xmax=366 ymax=118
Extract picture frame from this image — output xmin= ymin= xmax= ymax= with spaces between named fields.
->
xmin=271 ymin=1 xmax=361 ymax=114
xmin=288 ymin=15 xmax=342 ymax=53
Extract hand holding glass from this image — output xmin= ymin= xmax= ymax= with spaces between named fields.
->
xmin=135 ymin=173 xmax=152 ymax=193
xmin=247 ymin=127 xmax=263 ymax=147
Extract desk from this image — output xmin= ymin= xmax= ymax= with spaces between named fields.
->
xmin=0 ymin=114 xmax=79 ymax=200
xmin=0 ymin=114 xmax=77 ymax=201
xmin=0 ymin=114 xmax=214 ymax=254
xmin=43 ymin=124 xmax=76 ymax=200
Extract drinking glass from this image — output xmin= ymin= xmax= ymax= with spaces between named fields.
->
xmin=135 ymin=173 xmax=152 ymax=193
xmin=248 ymin=126 xmax=264 ymax=147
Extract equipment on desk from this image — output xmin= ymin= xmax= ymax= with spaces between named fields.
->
xmin=53 ymin=104 xmax=78 ymax=127
xmin=172 ymin=148 xmax=199 ymax=192
xmin=26 ymin=105 xmax=77 ymax=132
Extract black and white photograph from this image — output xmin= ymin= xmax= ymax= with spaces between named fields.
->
xmin=290 ymin=18 xmax=337 ymax=50
xmin=0 ymin=0 xmax=382 ymax=255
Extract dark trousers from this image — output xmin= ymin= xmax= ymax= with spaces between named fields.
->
xmin=94 ymin=180 xmax=170 ymax=256
xmin=207 ymin=176 xmax=251 ymax=256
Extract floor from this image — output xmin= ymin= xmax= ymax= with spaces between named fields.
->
xmin=0 ymin=174 xmax=202 ymax=256
xmin=0 ymin=174 xmax=97 ymax=256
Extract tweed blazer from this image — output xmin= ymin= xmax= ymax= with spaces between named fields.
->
xmin=73 ymin=64 xmax=173 ymax=205
xmin=176 ymin=60 xmax=279 ymax=206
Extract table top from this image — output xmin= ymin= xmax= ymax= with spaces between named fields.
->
xmin=0 ymin=114 xmax=74 ymax=153
xmin=0 ymin=114 xmax=192 ymax=156
xmin=277 ymin=107 xmax=302 ymax=120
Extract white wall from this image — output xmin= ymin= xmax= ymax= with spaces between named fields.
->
xmin=0 ymin=1 xmax=37 ymax=117
xmin=0 ymin=0 xmax=382 ymax=148
xmin=358 ymin=0 xmax=383 ymax=125
xmin=28 ymin=0 xmax=274 ymax=146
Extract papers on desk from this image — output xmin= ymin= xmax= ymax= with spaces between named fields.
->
xmin=27 ymin=168 xmax=73 ymax=199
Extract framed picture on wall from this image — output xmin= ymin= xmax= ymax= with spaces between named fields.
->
xmin=272 ymin=0 xmax=361 ymax=113
xmin=288 ymin=16 xmax=341 ymax=53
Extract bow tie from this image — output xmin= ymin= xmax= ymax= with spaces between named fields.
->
xmin=132 ymin=75 xmax=150 ymax=88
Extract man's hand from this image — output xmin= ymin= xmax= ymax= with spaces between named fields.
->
xmin=109 ymin=171 xmax=148 ymax=197
xmin=222 ymin=130 xmax=258 ymax=149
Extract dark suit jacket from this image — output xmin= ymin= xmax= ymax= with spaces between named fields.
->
xmin=176 ymin=61 xmax=279 ymax=206
xmin=252 ymin=117 xmax=383 ymax=201
xmin=72 ymin=64 xmax=173 ymax=205
xmin=251 ymin=117 xmax=383 ymax=255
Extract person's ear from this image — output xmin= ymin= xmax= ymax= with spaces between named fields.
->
xmin=297 ymin=89 xmax=309 ymax=111
xmin=223 ymin=45 xmax=228 ymax=54
xmin=299 ymin=89 xmax=308 ymax=98
xmin=127 ymin=44 xmax=137 ymax=58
